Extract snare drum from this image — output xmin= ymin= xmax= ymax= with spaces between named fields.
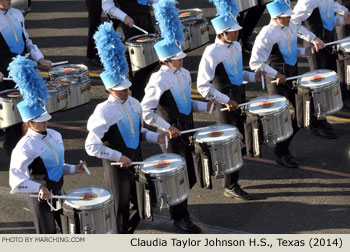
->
xmin=62 ymin=187 xmax=115 ymax=234
xmin=0 ymin=89 xmax=23 ymax=129
xmin=49 ymin=64 xmax=90 ymax=84
xmin=45 ymin=82 xmax=68 ymax=113
xmin=247 ymin=95 xmax=293 ymax=144
xmin=140 ymin=153 xmax=190 ymax=210
xmin=182 ymin=18 xmax=209 ymax=51
xmin=125 ymin=34 xmax=160 ymax=72
xmin=297 ymin=69 xmax=343 ymax=119
xmin=194 ymin=124 xmax=242 ymax=179
xmin=55 ymin=76 xmax=91 ymax=110
xmin=178 ymin=8 xmax=204 ymax=21
xmin=337 ymin=39 xmax=350 ymax=91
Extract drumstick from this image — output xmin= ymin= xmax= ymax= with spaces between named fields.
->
xmin=271 ymin=73 xmax=316 ymax=84
xmin=165 ymin=135 xmax=168 ymax=149
xmin=220 ymin=101 xmax=253 ymax=111
xmin=111 ymin=161 xmax=159 ymax=166
xmin=29 ymin=194 xmax=84 ymax=200
xmin=51 ymin=61 xmax=68 ymax=66
xmin=3 ymin=77 xmax=13 ymax=81
xmin=261 ymin=75 xmax=265 ymax=90
xmin=133 ymin=24 xmax=149 ymax=35
xmin=80 ymin=160 xmax=91 ymax=175
xmin=209 ymin=102 xmax=214 ymax=114
xmin=324 ymin=38 xmax=350 ymax=47
xmin=180 ymin=126 xmax=211 ymax=134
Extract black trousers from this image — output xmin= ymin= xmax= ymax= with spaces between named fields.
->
xmin=102 ymin=160 xmax=141 ymax=234
xmin=27 ymin=196 xmax=62 ymax=234
xmin=160 ymin=137 xmax=197 ymax=222
xmin=85 ymin=0 xmax=102 ymax=59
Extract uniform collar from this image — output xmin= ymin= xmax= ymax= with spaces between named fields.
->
xmin=108 ymin=94 xmax=128 ymax=104
xmin=270 ymin=19 xmax=288 ymax=29
xmin=160 ymin=64 xmax=181 ymax=74
xmin=27 ymin=128 xmax=48 ymax=139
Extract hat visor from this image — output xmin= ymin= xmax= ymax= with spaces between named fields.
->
xmin=30 ymin=112 xmax=52 ymax=123
xmin=110 ymin=79 xmax=132 ymax=91
xmin=278 ymin=9 xmax=294 ymax=17
xmin=169 ymin=51 xmax=187 ymax=60
xmin=224 ymin=24 xmax=243 ymax=32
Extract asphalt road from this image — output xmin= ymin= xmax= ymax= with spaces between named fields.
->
xmin=0 ymin=0 xmax=350 ymax=234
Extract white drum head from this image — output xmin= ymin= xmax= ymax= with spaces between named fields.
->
xmin=126 ymin=34 xmax=159 ymax=45
xmin=248 ymin=95 xmax=288 ymax=115
xmin=141 ymin=153 xmax=184 ymax=176
xmin=0 ymin=89 xmax=21 ymax=99
xmin=64 ymin=186 xmax=112 ymax=210
xmin=49 ymin=64 xmax=88 ymax=77
xmin=178 ymin=8 xmax=204 ymax=21
xmin=195 ymin=124 xmax=238 ymax=144
xmin=298 ymin=69 xmax=338 ymax=89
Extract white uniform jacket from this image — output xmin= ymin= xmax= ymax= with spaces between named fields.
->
xmin=9 ymin=129 xmax=75 ymax=194
xmin=0 ymin=8 xmax=43 ymax=61
xmin=250 ymin=20 xmax=316 ymax=78
xmin=85 ymin=95 xmax=159 ymax=162
xmin=197 ymin=38 xmax=256 ymax=105
xmin=141 ymin=65 xmax=207 ymax=131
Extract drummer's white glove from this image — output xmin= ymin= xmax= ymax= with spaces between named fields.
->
xmin=119 ymin=155 xmax=132 ymax=167
xmin=0 ymin=72 xmax=3 ymax=82
xmin=311 ymin=37 xmax=325 ymax=52
xmin=124 ymin=16 xmax=134 ymax=28
xmin=38 ymin=58 xmax=52 ymax=68
xmin=344 ymin=12 xmax=350 ymax=25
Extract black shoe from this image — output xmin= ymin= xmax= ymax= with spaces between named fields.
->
xmin=223 ymin=185 xmax=253 ymax=200
xmin=87 ymin=57 xmax=103 ymax=69
xmin=276 ymin=155 xmax=298 ymax=168
xmin=312 ymin=123 xmax=337 ymax=139
xmin=173 ymin=217 xmax=202 ymax=234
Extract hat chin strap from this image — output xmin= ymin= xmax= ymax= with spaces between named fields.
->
xmin=223 ymin=33 xmax=233 ymax=43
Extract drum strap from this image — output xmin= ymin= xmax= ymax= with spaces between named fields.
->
xmin=244 ymin=113 xmax=262 ymax=158
xmin=295 ymin=87 xmax=313 ymax=128
xmin=135 ymin=170 xmax=153 ymax=220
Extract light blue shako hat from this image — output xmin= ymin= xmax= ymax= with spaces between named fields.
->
xmin=8 ymin=55 xmax=51 ymax=122
xmin=209 ymin=0 xmax=242 ymax=34
xmin=266 ymin=0 xmax=294 ymax=19
xmin=94 ymin=22 xmax=131 ymax=91
xmin=211 ymin=15 xmax=242 ymax=34
xmin=153 ymin=0 xmax=186 ymax=61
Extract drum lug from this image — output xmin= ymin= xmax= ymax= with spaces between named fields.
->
xmin=0 ymin=103 xmax=2 ymax=110
xmin=214 ymin=161 xmax=224 ymax=179
xmin=130 ymin=48 xmax=134 ymax=55
xmin=83 ymin=225 xmax=95 ymax=234
xmin=159 ymin=194 xmax=169 ymax=211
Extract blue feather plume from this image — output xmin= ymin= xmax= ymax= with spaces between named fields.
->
xmin=209 ymin=0 xmax=240 ymax=18
xmin=8 ymin=54 xmax=48 ymax=109
xmin=94 ymin=22 xmax=129 ymax=80
xmin=153 ymin=0 xmax=185 ymax=45
xmin=275 ymin=0 xmax=290 ymax=6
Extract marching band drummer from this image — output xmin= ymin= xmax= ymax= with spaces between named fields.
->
xmin=197 ymin=3 xmax=261 ymax=200
xmin=141 ymin=40 xmax=213 ymax=234
xmin=250 ymin=0 xmax=324 ymax=168
xmin=291 ymin=0 xmax=350 ymax=139
xmin=85 ymin=22 xmax=167 ymax=234
xmin=8 ymin=56 xmax=87 ymax=234
xmin=0 ymin=0 xmax=52 ymax=156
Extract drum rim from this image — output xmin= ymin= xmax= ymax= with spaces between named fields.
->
xmin=194 ymin=124 xmax=239 ymax=144
xmin=182 ymin=17 xmax=208 ymax=26
xmin=141 ymin=153 xmax=186 ymax=177
xmin=297 ymin=69 xmax=339 ymax=90
xmin=247 ymin=95 xmax=289 ymax=116
xmin=125 ymin=33 xmax=160 ymax=46
xmin=49 ymin=64 xmax=89 ymax=75
xmin=0 ymin=89 xmax=22 ymax=101
xmin=63 ymin=186 xmax=112 ymax=210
